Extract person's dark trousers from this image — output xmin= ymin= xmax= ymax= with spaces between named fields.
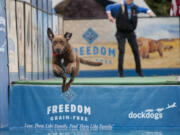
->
xmin=116 ymin=31 xmax=142 ymax=76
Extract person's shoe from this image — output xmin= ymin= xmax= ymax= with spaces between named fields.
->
xmin=138 ymin=72 xmax=144 ymax=77
xmin=119 ymin=73 xmax=124 ymax=77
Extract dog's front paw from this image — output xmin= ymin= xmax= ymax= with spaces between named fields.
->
xmin=65 ymin=83 xmax=71 ymax=90
xmin=66 ymin=65 xmax=74 ymax=74
xmin=65 ymin=68 xmax=71 ymax=74
xmin=62 ymin=85 xmax=69 ymax=93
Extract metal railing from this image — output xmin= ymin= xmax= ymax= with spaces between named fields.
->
xmin=6 ymin=0 xmax=63 ymax=82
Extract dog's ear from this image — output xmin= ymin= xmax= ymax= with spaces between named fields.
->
xmin=47 ymin=28 xmax=54 ymax=41
xmin=64 ymin=32 xmax=72 ymax=41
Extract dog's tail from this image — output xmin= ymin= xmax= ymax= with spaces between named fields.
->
xmin=79 ymin=57 xmax=102 ymax=66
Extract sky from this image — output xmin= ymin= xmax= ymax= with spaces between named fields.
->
xmin=137 ymin=18 xmax=179 ymax=40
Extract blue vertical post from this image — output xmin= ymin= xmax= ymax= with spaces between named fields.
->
xmin=43 ymin=0 xmax=49 ymax=79
xmin=31 ymin=0 xmax=37 ymax=7
xmin=37 ymin=0 xmax=43 ymax=79
xmin=0 ymin=0 xmax=9 ymax=129
xmin=48 ymin=0 xmax=53 ymax=78
xmin=24 ymin=3 xmax=32 ymax=80
xmin=32 ymin=4 xmax=38 ymax=80
xmin=43 ymin=0 xmax=48 ymax=12
xmin=16 ymin=1 xmax=25 ymax=80
xmin=38 ymin=0 xmax=43 ymax=9
xmin=48 ymin=0 xmax=52 ymax=13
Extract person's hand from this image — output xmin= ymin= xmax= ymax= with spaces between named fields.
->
xmin=107 ymin=12 xmax=115 ymax=23
xmin=108 ymin=16 xmax=115 ymax=23
xmin=147 ymin=11 xmax=155 ymax=17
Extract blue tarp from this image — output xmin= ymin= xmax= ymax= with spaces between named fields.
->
xmin=9 ymin=85 xmax=180 ymax=130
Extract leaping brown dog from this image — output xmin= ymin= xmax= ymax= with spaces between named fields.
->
xmin=47 ymin=28 xmax=102 ymax=93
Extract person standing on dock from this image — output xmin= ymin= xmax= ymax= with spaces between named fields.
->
xmin=106 ymin=0 xmax=153 ymax=77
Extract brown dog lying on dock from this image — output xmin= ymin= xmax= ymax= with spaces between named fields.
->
xmin=47 ymin=28 xmax=102 ymax=92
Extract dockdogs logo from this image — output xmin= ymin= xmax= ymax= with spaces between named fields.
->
xmin=128 ymin=102 xmax=177 ymax=120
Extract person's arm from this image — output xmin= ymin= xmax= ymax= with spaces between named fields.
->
xmin=106 ymin=4 xmax=120 ymax=23
xmin=137 ymin=6 xmax=155 ymax=17
xmin=106 ymin=11 xmax=115 ymax=23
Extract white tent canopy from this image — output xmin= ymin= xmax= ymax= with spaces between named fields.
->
xmin=52 ymin=0 xmax=63 ymax=7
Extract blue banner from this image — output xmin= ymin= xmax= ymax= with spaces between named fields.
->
xmin=0 ymin=0 xmax=9 ymax=129
xmin=10 ymin=85 xmax=180 ymax=130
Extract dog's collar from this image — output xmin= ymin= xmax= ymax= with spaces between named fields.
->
xmin=53 ymin=53 xmax=58 ymax=57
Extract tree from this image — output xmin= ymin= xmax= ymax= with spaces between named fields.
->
xmin=144 ymin=0 xmax=171 ymax=16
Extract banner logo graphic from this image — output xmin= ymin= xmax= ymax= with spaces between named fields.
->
xmin=129 ymin=102 xmax=177 ymax=120
xmin=61 ymin=89 xmax=76 ymax=103
xmin=46 ymin=104 xmax=91 ymax=122
xmin=82 ymin=28 xmax=98 ymax=44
